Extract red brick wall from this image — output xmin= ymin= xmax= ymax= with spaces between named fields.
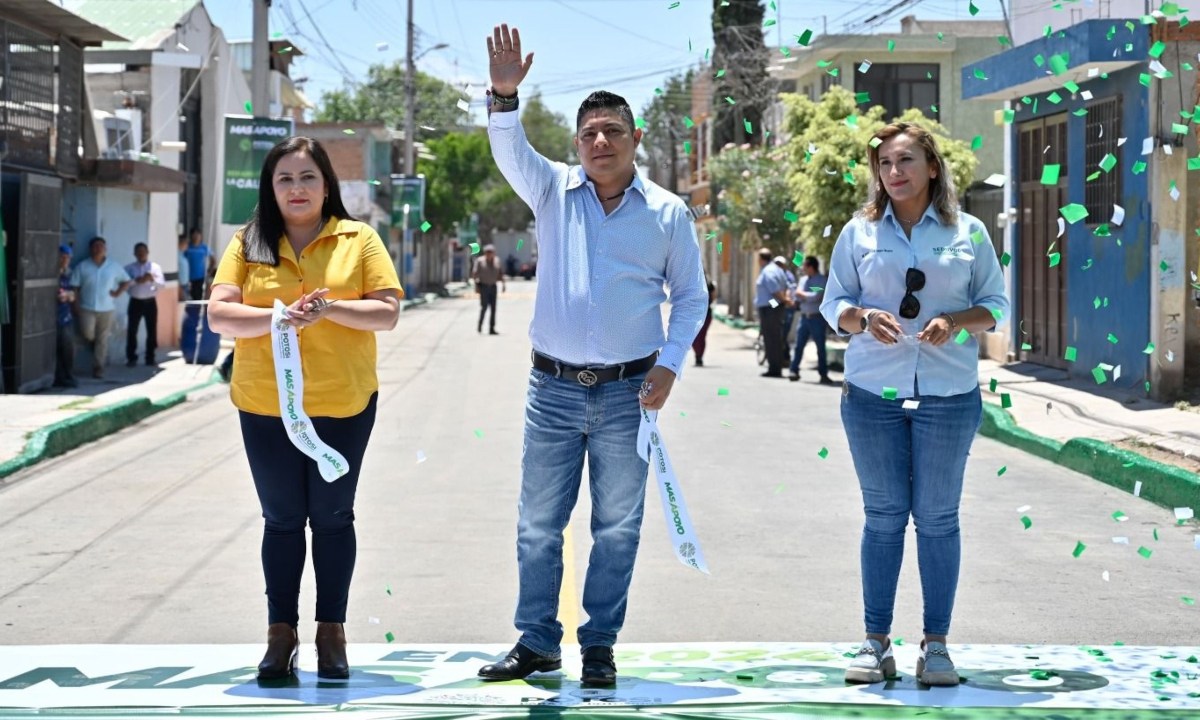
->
xmin=321 ymin=139 xmax=365 ymax=182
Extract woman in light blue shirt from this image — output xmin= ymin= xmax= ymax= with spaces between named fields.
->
xmin=820 ymin=122 xmax=1008 ymax=686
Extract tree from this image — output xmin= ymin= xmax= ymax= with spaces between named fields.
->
xmin=711 ymin=0 xmax=773 ymax=149
xmin=315 ymin=63 xmax=468 ymax=135
xmin=707 ymin=143 xmax=795 ymax=257
xmin=780 ymin=86 xmax=977 ymax=259
xmin=640 ymin=70 xmax=694 ymax=191
xmin=417 ymin=131 xmax=495 ymax=235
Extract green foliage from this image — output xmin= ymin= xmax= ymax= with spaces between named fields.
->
xmin=780 ymin=86 xmax=977 ymax=259
xmin=417 ymin=131 xmax=494 ymax=235
xmin=315 ymin=63 xmax=468 ymax=135
xmin=707 ymin=144 xmax=795 ymax=255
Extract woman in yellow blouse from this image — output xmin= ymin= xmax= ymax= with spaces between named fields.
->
xmin=209 ymin=136 xmax=402 ymax=680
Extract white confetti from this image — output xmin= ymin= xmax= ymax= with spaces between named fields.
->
xmin=768 ymin=298 xmax=779 ymax=308
xmin=1175 ymin=507 xmax=1195 ymax=520
xmin=1101 ymin=570 xmax=1110 ymax=582
xmin=1195 ymin=534 xmax=1200 ymax=550
xmin=983 ymin=173 xmax=1006 ymax=187
xmin=1133 ymin=480 xmax=1143 ymax=497
xmin=1087 ymin=67 xmax=1100 ymax=77
xmin=1056 ymin=217 xmax=1065 ymax=238
xmin=1113 ymin=365 xmax=1121 ymax=381
xmin=1116 ymin=136 xmax=1126 ymax=146
xmin=1164 ymin=143 xmax=1174 ymax=156
xmin=823 ymin=224 xmax=832 ymax=237
xmin=1166 ymin=349 xmax=1176 ymax=362
xmin=376 ymin=42 xmax=389 ymax=51
xmin=1170 ymin=183 xmax=1181 ymax=201
xmin=1142 ymin=137 xmax=1155 ymax=155
xmin=416 ymin=450 xmax=427 ymax=464
xmin=858 ymin=59 xmax=872 ymax=73
xmin=456 ymin=98 xmax=471 ymax=112
xmin=752 ymin=218 xmax=763 ymax=223
xmin=902 ymin=399 xmax=920 ymax=410
xmin=1111 ymin=204 xmax=1125 ymax=226
xmin=1016 ymin=505 xmax=1032 ymax=513
xmin=368 ymin=616 xmax=381 ymax=624
xmin=1081 ymin=90 xmax=1094 ymax=100
xmin=176 ymin=42 xmax=190 ymax=52
xmin=1149 ymin=59 xmax=1169 ymax=76
xmin=1113 ymin=536 xmax=1129 ymax=544
xmin=808 ymin=142 xmax=820 ymax=154
xmin=1114 ymin=513 xmax=1129 ymax=522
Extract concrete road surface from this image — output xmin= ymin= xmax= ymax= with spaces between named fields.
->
xmin=1 ymin=282 xmax=1195 ymax=648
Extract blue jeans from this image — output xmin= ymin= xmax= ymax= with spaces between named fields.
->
xmin=839 ymin=382 xmax=982 ymax=636
xmin=789 ymin=315 xmax=829 ymax=376
xmin=515 ymin=367 xmax=649 ymax=656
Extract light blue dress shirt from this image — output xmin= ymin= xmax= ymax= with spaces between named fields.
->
xmin=820 ymin=204 xmax=1009 ymax=399
xmin=70 ymin=258 xmax=131 ymax=313
xmin=488 ymin=109 xmax=708 ymax=376
xmin=754 ymin=263 xmax=788 ymax=307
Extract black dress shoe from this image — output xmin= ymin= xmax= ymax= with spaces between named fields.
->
xmin=761 ymin=371 xmax=783 ymax=378
xmin=478 ymin=643 xmax=562 ymax=680
xmin=581 ymin=645 xmax=616 ymax=686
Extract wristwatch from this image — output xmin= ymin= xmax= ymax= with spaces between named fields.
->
xmin=860 ymin=309 xmax=876 ymax=333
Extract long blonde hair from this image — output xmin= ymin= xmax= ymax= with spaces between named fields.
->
xmin=862 ymin=122 xmax=958 ymax=226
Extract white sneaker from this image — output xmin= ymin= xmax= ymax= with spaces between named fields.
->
xmin=845 ymin=638 xmax=896 ymax=684
xmin=916 ymin=640 xmax=960 ymax=686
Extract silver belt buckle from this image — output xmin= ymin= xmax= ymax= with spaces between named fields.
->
xmin=576 ymin=369 xmax=599 ymax=387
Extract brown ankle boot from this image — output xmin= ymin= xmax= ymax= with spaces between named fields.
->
xmin=257 ymin=623 xmax=298 ymax=679
xmin=315 ymin=622 xmax=349 ymax=679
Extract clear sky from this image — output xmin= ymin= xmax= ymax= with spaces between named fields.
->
xmin=203 ymin=0 xmax=1004 ymax=125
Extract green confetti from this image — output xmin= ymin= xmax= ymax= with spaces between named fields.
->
xmin=1183 ymin=597 xmax=1196 ymax=606
xmin=474 ymin=429 xmax=484 ymax=439
xmin=1021 ymin=342 xmax=1033 ymax=351
xmin=1020 ymin=515 xmax=1032 ymax=530
xmin=1092 ymin=366 xmax=1107 ymax=384
xmin=970 ymin=230 xmax=985 ymax=244
xmin=954 ymin=328 xmax=970 ymax=344
xmin=385 ymin=584 xmax=392 ymax=595
xmin=882 ymin=387 xmax=898 ymax=400
xmin=783 ymin=210 xmax=799 ymax=222
xmin=635 ymin=117 xmax=646 ymax=129
xmin=715 ymin=69 xmax=726 ymax=79
xmin=1107 ymin=333 xmax=1119 ymax=344
xmin=869 ymin=136 xmax=883 ymax=148
xmin=1160 ymin=259 xmax=1171 ymax=272
xmin=1073 ymin=541 xmax=1087 ymax=558
xmin=420 ymin=221 xmax=432 ymax=232
xmin=1048 ymin=252 xmax=1061 ymax=267
xmin=385 ymin=631 xmax=395 ymax=642
xmin=1112 ymin=511 xmax=1127 ymax=521
xmin=683 ymin=116 xmax=695 ymax=128
xmin=683 ymin=140 xmax=692 ymax=154
xmin=1049 ymin=53 xmax=1070 ymax=75
xmin=973 ymin=68 xmax=988 ymax=80
xmin=1143 ymin=342 xmax=1155 ymax=354
xmin=989 ymin=378 xmax=998 ymax=393
xmin=1001 ymin=393 xmax=1012 ymax=409
xmin=1046 ymin=91 xmax=1063 ymax=104
xmin=1003 ymin=109 xmax=1015 ymax=124
xmin=1099 ymin=154 xmax=1117 ymax=172
xmin=796 ymin=28 xmax=813 ymax=46
xmin=724 ymin=96 xmax=736 ymax=105
xmin=887 ymin=39 xmax=895 ymax=52
xmin=1132 ymin=160 xmax=1147 ymax=174
xmin=1138 ymin=546 xmax=1153 ymax=559
xmin=342 ymin=128 xmax=356 ymax=135
xmin=1153 ymin=528 xmax=1160 ymax=541
xmin=997 ymin=465 xmax=1007 ymax=476
xmin=1149 ymin=40 xmax=1167 ymax=58
xmin=1041 ymin=164 xmax=1061 ymax=185
xmin=855 ymin=91 xmax=871 ymax=104
xmin=1000 ymin=252 xmax=1012 ymax=266
xmin=1060 ymin=203 xmax=1089 ymax=224
xmin=1065 ymin=346 xmax=1078 ymax=362
xmin=791 ymin=250 xmax=804 ymax=266
xmin=743 ymin=119 xmax=753 ymax=134
xmin=717 ymin=387 xmax=730 ymax=396
xmin=818 ymin=447 xmax=829 ymax=459
xmin=468 ymin=242 xmax=480 ymax=254
xmin=516 ymin=238 xmax=524 ymax=251
xmin=969 ymin=0 xmax=979 ymax=16
xmin=244 ymin=100 xmax=253 ymax=114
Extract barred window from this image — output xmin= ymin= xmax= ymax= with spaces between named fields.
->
xmin=1084 ymin=96 xmax=1121 ymax=224
xmin=854 ymin=64 xmax=939 ymax=120
xmin=1 ymin=21 xmax=56 ymax=170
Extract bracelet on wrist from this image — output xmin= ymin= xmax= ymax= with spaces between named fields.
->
xmin=489 ymin=87 xmax=518 ymax=103
xmin=939 ymin=312 xmax=957 ymax=330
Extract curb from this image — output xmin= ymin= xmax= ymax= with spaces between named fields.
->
xmin=0 ymin=376 xmax=221 ymax=481
xmin=714 ymin=311 xmax=757 ymax=331
xmin=979 ymin=403 xmax=1200 ymax=513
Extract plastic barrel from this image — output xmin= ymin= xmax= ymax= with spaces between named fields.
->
xmin=181 ymin=304 xmax=220 ymax=365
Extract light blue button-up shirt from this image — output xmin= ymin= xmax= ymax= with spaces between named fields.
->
xmin=820 ymin=204 xmax=1009 ymax=399
xmin=754 ymin=262 xmax=788 ymax=307
xmin=70 ymin=258 xmax=131 ymax=313
xmin=488 ymin=109 xmax=708 ymax=376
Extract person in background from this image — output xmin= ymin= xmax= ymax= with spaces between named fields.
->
xmin=54 ymin=245 xmax=77 ymax=388
xmin=184 ymin=228 xmax=215 ymax=301
xmin=178 ymin=234 xmax=191 ymax=303
xmin=754 ymin=248 xmax=790 ymax=378
xmin=821 ymin=121 xmax=1008 ymax=687
xmin=69 ymin=237 xmax=131 ymax=379
xmin=774 ymin=255 xmax=797 ymax=367
xmin=789 ymin=255 xmax=834 ymax=385
xmin=125 ymin=242 xmax=165 ymax=367
xmin=208 ymin=136 xmax=402 ymax=681
xmin=691 ymin=278 xmax=717 ymax=367
xmin=471 ymin=243 xmax=506 ymax=335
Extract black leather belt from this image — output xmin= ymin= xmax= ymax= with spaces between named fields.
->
xmin=801 ymin=312 xmax=822 ymax=318
xmin=532 ymin=351 xmax=657 ymax=387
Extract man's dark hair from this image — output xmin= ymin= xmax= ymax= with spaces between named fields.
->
xmin=804 ymin=255 xmax=820 ymax=271
xmin=576 ymin=90 xmax=635 ymax=133
xmin=241 ymin=136 xmax=354 ymax=266
xmin=134 ymin=242 xmax=148 ymax=252
xmin=89 ymin=236 xmax=106 ymax=248
xmin=757 ymin=248 xmax=773 ymax=262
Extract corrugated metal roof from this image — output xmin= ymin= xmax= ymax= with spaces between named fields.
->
xmin=0 ymin=0 xmax=126 ymax=46
xmin=64 ymin=0 xmax=199 ymax=50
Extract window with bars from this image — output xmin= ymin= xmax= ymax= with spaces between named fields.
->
xmin=0 ymin=21 xmax=56 ymax=170
xmin=1084 ymin=96 xmax=1122 ymax=223
xmin=854 ymin=64 xmax=940 ymax=120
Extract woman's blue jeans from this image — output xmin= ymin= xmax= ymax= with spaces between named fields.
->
xmin=840 ymin=382 xmax=982 ymax=637
xmin=514 ymin=367 xmax=650 ymax=656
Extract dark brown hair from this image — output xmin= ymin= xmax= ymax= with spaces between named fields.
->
xmin=241 ymin=136 xmax=353 ymax=265
xmin=863 ymin=122 xmax=958 ymax=226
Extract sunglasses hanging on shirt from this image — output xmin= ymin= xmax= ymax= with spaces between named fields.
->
xmin=899 ymin=267 xmax=925 ymax=319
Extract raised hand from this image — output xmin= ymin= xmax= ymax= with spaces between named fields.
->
xmin=486 ymin=24 xmax=533 ymax=95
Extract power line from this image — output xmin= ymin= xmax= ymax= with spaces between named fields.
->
xmin=548 ymin=0 xmax=696 ymax=54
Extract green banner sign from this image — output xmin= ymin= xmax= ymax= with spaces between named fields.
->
xmin=391 ymin=174 xmax=426 ymax=228
xmin=221 ymin=116 xmax=294 ymax=225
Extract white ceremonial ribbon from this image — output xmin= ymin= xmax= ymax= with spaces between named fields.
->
xmin=270 ymin=299 xmax=349 ymax=482
xmin=637 ymin=407 xmax=709 ymax=574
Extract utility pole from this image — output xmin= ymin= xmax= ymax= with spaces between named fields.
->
xmin=251 ymin=0 xmax=271 ymax=117
xmin=404 ymin=0 xmax=416 ymax=175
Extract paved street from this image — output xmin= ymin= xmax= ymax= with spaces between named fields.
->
xmin=0 ymin=283 xmax=1195 ymax=648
